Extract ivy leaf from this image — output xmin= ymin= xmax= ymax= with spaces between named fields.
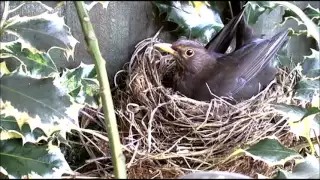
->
xmin=3 ymin=11 xmax=78 ymax=60
xmin=244 ymin=1 xmax=278 ymax=25
xmin=0 ymin=114 xmax=47 ymax=144
xmin=59 ymin=63 xmax=100 ymax=108
xmin=294 ymin=78 xmax=320 ymax=102
xmin=301 ymin=49 xmax=320 ymax=78
xmin=0 ymin=139 xmax=71 ymax=178
xmin=153 ymin=1 xmax=224 ymax=44
xmin=225 ymin=137 xmax=302 ymax=166
xmin=0 ymin=72 xmax=83 ymax=137
xmin=0 ymin=41 xmax=59 ymax=77
xmin=275 ymin=155 xmax=320 ymax=179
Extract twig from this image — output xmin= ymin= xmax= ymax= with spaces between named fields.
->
xmin=74 ymin=1 xmax=127 ymax=178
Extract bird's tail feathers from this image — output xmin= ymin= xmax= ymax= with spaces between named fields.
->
xmin=205 ymin=7 xmax=246 ymax=54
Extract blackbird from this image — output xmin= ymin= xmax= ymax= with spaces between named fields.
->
xmin=154 ymin=5 xmax=289 ymax=103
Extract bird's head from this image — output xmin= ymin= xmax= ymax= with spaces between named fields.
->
xmin=154 ymin=39 xmax=215 ymax=73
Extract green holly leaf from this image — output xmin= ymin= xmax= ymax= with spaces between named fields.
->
xmin=2 ymin=11 xmax=78 ymax=60
xmin=301 ymin=49 xmax=320 ymax=78
xmin=294 ymin=78 xmax=320 ymax=102
xmin=0 ymin=41 xmax=59 ymax=77
xmin=59 ymin=63 xmax=100 ymax=107
xmin=0 ymin=72 xmax=83 ymax=138
xmin=0 ymin=114 xmax=47 ymax=144
xmin=275 ymin=1 xmax=319 ymax=44
xmin=280 ymin=4 xmax=320 ymax=29
xmin=153 ymin=1 xmax=224 ymax=44
xmin=244 ymin=1 xmax=278 ymax=25
xmin=0 ymin=139 xmax=71 ymax=178
xmin=275 ymin=155 xmax=320 ymax=179
xmin=225 ymin=137 xmax=302 ymax=166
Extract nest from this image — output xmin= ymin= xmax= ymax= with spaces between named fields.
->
xmin=111 ymin=32 xmax=300 ymax=177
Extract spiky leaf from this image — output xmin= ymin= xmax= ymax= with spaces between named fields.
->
xmin=0 ymin=72 xmax=82 ymax=137
xmin=275 ymin=155 xmax=320 ymax=179
xmin=0 ymin=41 xmax=59 ymax=77
xmin=228 ymin=137 xmax=302 ymax=166
xmin=271 ymin=104 xmax=319 ymax=155
xmin=244 ymin=1 xmax=278 ymax=25
xmin=272 ymin=104 xmax=320 ymax=137
xmin=0 ymin=114 xmax=47 ymax=144
xmin=276 ymin=1 xmax=319 ymax=44
xmin=59 ymin=63 xmax=100 ymax=107
xmin=294 ymin=78 xmax=320 ymax=102
xmin=301 ymin=49 xmax=320 ymax=78
xmin=271 ymin=103 xmax=307 ymax=121
xmin=153 ymin=1 xmax=224 ymax=44
xmin=281 ymin=4 xmax=320 ymax=29
xmin=3 ymin=11 xmax=78 ymax=60
xmin=0 ymin=139 xmax=71 ymax=178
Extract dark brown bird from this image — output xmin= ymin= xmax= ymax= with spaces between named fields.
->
xmin=154 ymin=5 xmax=289 ymax=103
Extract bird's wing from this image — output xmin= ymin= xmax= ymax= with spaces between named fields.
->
xmin=205 ymin=7 xmax=245 ymax=54
xmin=219 ymin=30 xmax=289 ymax=95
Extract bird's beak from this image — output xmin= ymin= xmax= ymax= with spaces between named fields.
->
xmin=154 ymin=43 xmax=179 ymax=57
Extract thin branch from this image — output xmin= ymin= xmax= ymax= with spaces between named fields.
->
xmin=74 ymin=1 xmax=127 ymax=178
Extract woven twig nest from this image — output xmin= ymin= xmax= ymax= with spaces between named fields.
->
xmin=113 ymin=34 xmax=299 ymax=174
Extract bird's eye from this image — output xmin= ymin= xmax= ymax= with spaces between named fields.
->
xmin=185 ymin=49 xmax=194 ymax=57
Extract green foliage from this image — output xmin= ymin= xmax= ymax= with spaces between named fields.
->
xmin=3 ymin=12 xmax=78 ymax=59
xmin=227 ymin=138 xmax=320 ymax=179
xmin=59 ymin=63 xmax=100 ymax=108
xmin=0 ymin=0 xmax=319 ymax=178
xmin=0 ymin=139 xmax=71 ymax=179
xmin=294 ymin=49 xmax=320 ymax=102
xmin=270 ymin=1 xmax=320 ymax=157
xmin=294 ymin=78 xmax=320 ymax=102
xmin=244 ymin=1 xmax=278 ymax=25
xmin=275 ymin=154 xmax=320 ymax=179
xmin=0 ymin=114 xmax=47 ymax=144
xmin=1 ymin=41 xmax=60 ymax=77
xmin=301 ymin=49 xmax=320 ymax=78
xmin=0 ymin=1 xmax=100 ymax=178
xmin=0 ymin=72 xmax=81 ymax=137
xmin=153 ymin=1 xmax=224 ymax=44
xmin=279 ymin=3 xmax=320 ymax=39
xmin=272 ymin=103 xmax=319 ymax=135
xmin=227 ymin=137 xmax=302 ymax=166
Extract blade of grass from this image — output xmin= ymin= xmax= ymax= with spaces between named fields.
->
xmin=74 ymin=1 xmax=127 ymax=178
